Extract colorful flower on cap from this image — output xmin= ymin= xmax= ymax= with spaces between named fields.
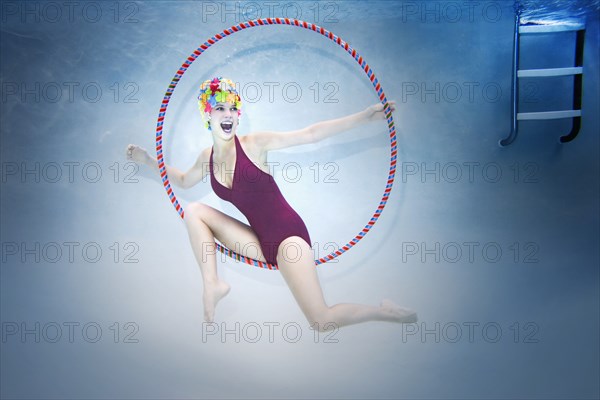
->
xmin=197 ymin=77 xmax=243 ymax=129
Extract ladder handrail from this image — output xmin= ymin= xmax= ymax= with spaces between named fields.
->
xmin=560 ymin=29 xmax=585 ymax=143
xmin=499 ymin=11 xmax=521 ymax=147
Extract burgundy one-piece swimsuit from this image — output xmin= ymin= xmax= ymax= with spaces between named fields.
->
xmin=209 ymin=135 xmax=311 ymax=266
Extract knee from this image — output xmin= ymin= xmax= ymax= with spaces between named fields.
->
xmin=185 ymin=202 xmax=211 ymax=222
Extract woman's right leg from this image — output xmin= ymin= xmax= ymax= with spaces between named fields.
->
xmin=184 ymin=202 xmax=267 ymax=322
xmin=276 ymin=237 xmax=418 ymax=331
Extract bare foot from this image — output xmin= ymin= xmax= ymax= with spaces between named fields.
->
xmin=380 ymin=299 xmax=418 ymax=323
xmin=203 ymin=280 xmax=231 ymax=322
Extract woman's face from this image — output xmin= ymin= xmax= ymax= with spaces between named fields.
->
xmin=210 ymin=101 xmax=239 ymax=139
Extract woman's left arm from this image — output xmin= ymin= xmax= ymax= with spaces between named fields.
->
xmin=251 ymin=101 xmax=396 ymax=151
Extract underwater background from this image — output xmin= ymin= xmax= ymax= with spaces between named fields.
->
xmin=1 ymin=1 xmax=599 ymax=398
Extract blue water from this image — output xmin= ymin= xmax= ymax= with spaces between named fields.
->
xmin=1 ymin=1 xmax=599 ymax=399
xmin=519 ymin=0 xmax=600 ymax=23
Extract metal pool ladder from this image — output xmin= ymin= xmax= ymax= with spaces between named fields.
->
xmin=499 ymin=13 xmax=586 ymax=146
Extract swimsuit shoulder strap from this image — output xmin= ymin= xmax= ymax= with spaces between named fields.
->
xmin=233 ymin=134 xmax=251 ymax=165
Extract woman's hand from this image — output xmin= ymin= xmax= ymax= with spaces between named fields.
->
xmin=365 ymin=100 xmax=396 ymax=122
xmin=126 ymin=144 xmax=150 ymax=164
xmin=125 ymin=143 xmax=195 ymax=187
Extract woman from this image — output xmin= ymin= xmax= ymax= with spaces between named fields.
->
xmin=127 ymin=77 xmax=416 ymax=330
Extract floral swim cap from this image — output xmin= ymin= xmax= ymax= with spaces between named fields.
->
xmin=197 ymin=77 xmax=242 ymax=130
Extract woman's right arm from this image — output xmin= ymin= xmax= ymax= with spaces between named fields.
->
xmin=126 ymin=144 xmax=210 ymax=189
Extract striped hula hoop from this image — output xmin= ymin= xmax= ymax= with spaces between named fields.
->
xmin=156 ymin=18 xmax=397 ymax=270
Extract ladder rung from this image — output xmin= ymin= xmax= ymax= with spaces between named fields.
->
xmin=519 ymin=23 xmax=585 ymax=33
xmin=517 ymin=110 xmax=582 ymax=120
xmin=518 ymin=67 xmax=583 ymax=77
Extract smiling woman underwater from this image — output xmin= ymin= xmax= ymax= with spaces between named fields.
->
xmin=127 ymin=75 xmax=417 ymax=329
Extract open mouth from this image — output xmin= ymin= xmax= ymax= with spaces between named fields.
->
xmin=220 ymin=121 xmax=233 ymax=134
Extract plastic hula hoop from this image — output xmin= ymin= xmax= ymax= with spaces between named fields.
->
xmin=155 ymin=18 xmax=397 ymax=270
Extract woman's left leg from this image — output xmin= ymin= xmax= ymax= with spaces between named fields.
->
xmin=276 ymin=237 xmax=417 ymax=331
